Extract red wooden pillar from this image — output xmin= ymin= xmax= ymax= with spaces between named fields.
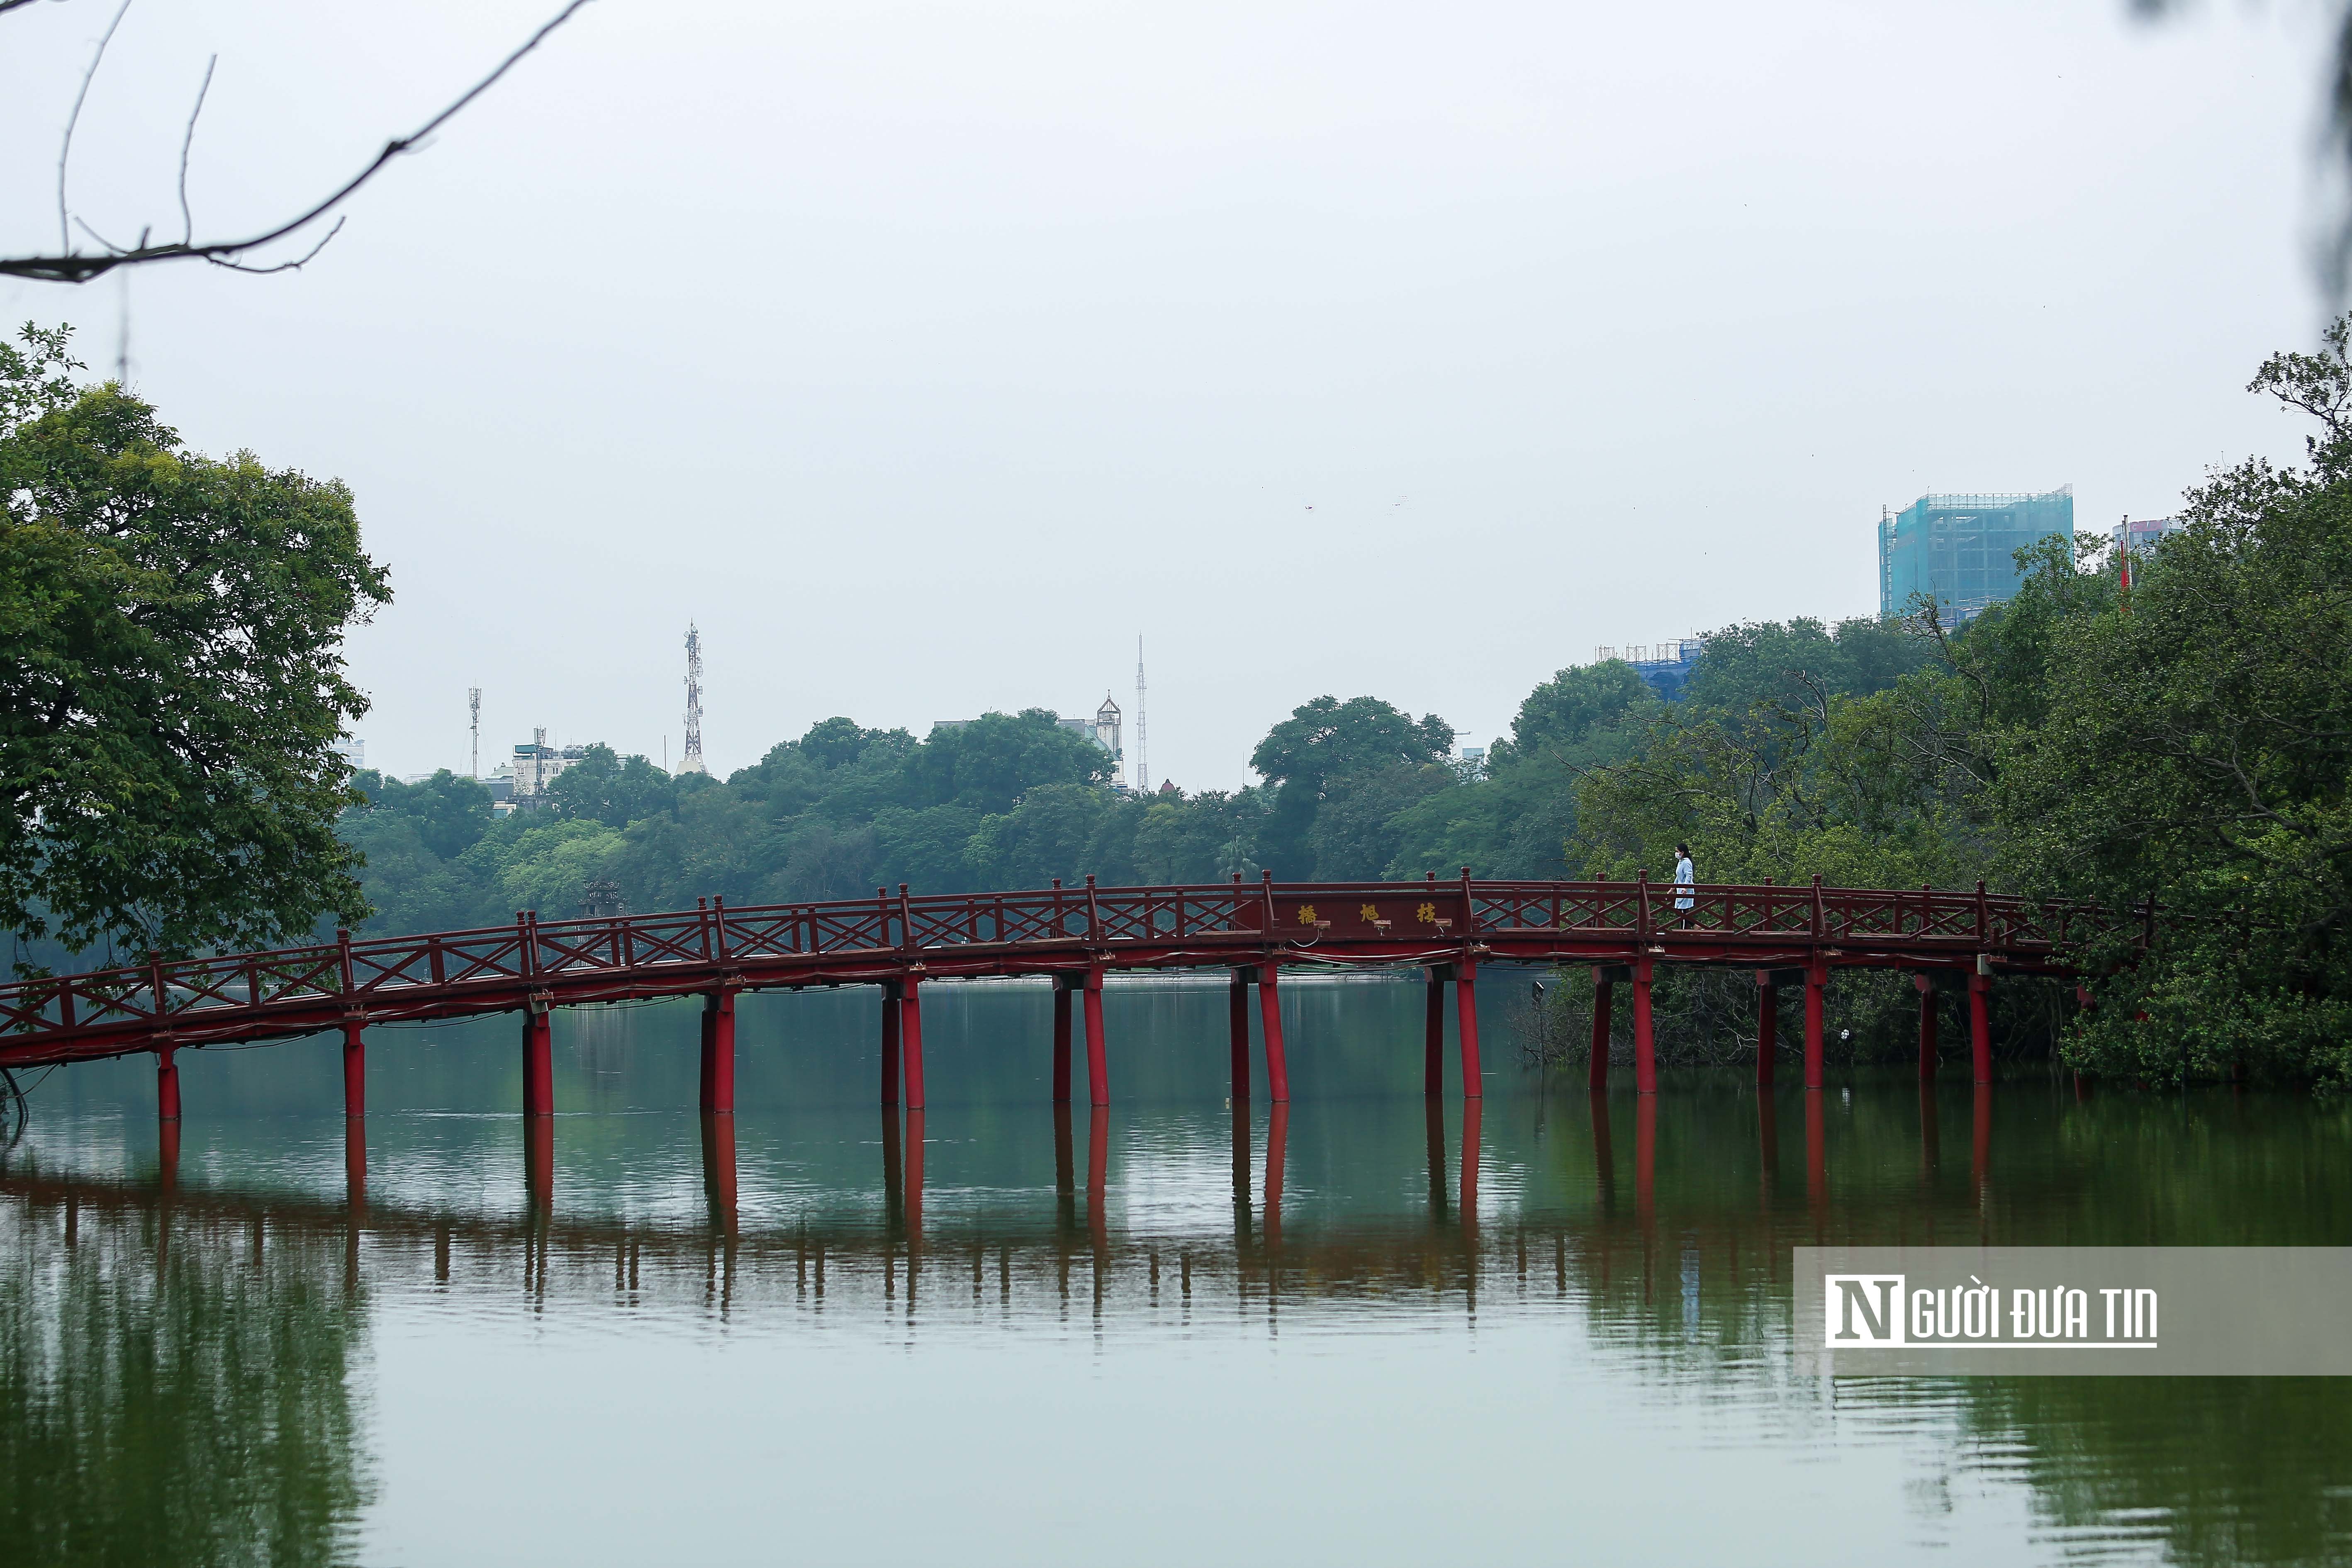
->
xmin=880 ymin=984 xmax=901 ymax=1106
xmin=1082 ymin=966 xmax=1108 ymax=1107
xmin=1588 ymin=971 xmax=1613 ymax=1090
xmin=699 ymin=990 xmax=737 ymax=1115
xmin=1424 ymin=966 xmax=1446 ymax=1097
xmin=1914 ymin=974 xmax=1938 ymax=1080
xmin=1455 ymin=955 xmax=1482 ymax=1099
xmin=522 ymin=1007 xmax=553 ymax=1116
xmin=1803 ymin=958 xmax=1827 ymax=1090
xmin=901 ymin=976 xmax=927 ymax=1110
xmin=1968 ymin=969 xmax=1993 ymax=1084
xmin=156 ymin=1045 xmax=181 ymax=1122
xmin=1755 ymin=972 xmax=1777 ymax=1086
xmin=1258 ymin=962 xmax=1290 ymax=1103
xmin=1052 ymin=978 xmax=1073 ymax=1104
xmin=1632 ymin=954 xmax=1656 ymax=1095
xmin=340 ymin=1017 xmax=366 ymax=1117
xmin=1229 ymin=969 xmax=1252 ymax=1103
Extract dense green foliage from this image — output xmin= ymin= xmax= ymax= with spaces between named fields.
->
xmin=1 ymin=326 xmax=385 ymax=967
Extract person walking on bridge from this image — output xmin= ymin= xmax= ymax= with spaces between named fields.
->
xmin=1673 ymin=843 xmax=1696 ymax=927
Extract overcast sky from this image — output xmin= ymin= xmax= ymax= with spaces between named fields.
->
xmin=2 ymin=0 xmax=2334 ymax=789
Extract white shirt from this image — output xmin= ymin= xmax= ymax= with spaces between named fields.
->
xmin=1673 ymin=855 xmax=1695 ymax=909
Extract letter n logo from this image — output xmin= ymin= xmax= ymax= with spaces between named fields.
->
xmin=1824 ymin=1274 xmax=1906 ymax=1346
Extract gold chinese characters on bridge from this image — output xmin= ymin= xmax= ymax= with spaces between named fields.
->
xmin=1251 ymin=891 xmax=1463 ymax=940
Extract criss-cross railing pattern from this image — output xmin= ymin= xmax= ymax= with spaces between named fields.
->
xmin=0 ymin=877 xmax=2140 ymax=1059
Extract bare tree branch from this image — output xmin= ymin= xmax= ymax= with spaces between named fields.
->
xmin=5 ymin=0 xmax=594 ymax=284
xmin=57 ymin=0 xmax=134 ymax=255
xmin=177 ymin=54 xmax=216 ymax=246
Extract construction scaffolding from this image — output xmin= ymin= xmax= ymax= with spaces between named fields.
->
xmin=1878 ymin=487 xmax=2074 ymax=621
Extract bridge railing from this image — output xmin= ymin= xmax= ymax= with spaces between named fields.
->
xmin=0 ymin=877 xmax=2128 ymax=1047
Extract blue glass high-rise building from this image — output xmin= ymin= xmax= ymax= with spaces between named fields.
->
xmin=1877 ymin=488 xmax=2073 ymax=621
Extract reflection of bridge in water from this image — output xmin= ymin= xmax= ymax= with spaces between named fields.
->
xmin=2 ymin=875 xmax=2128 ymax=1146
xmin=5 ymin=1084 xmax=2001 ymax=1320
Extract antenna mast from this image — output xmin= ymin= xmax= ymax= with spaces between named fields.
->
xmin=468 ymin=687 xmax=481 ymax=778
xmin=1135 ymin=635 xmax=1147 ymax=794
xmin=680 ymin=623 xmax=706 ymax=775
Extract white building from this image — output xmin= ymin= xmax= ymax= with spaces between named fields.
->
xmin=508 ymin=738 xmax=592 ymax=808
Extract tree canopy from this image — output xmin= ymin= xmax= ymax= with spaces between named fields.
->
xmin=1 ymin=326 xmax=386 ymax=964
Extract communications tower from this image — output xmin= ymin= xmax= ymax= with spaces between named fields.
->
xmin=1134 ymin=637 xmax=1148 ymax=794
xmin=468 ymin=687 xmax=481 ymax=778
xmin=679 ymin=623 xmax=707 ymax=775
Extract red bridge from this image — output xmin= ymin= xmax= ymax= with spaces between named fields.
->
xmin=0 ymin=871 xmax=2136 ymax=1121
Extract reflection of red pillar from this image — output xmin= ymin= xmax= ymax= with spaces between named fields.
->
xmin=701 ymin=1111 xmax=738 ymax=1230
xmin=1633 ymin=955 xmax=1656 ymax=1095
xmin=341 ymin=1017 xmax=366 ymax=1118
xmin=525 ymin=1115 xmax=554 ymax=1212
xmin=1052 ymin=980 xmax=1072 ymax=1103
xmin=1755 ymin=974 xmax=1776 ymax=1086
xmin=1968 ymin=971 xmax=1992 ymax=1084
xmin=157 ymin=1045 xmax=182 ymax=1122
xmin=344 ymin=1118 xmax=367 ymax=1210
xmin=1634 ymin=1093 xmax=1654 ymax=1225
xmin=158 ymin=1117 xmax=181 ymax=1194
xmin=1915 ymin=975 xmax=1938 ymax=1080
xmin=1917 ymin=1077 xmax=1940 ymax=1175
xmin=1259 ymin=963 xmax=1290 ymax=1103
xmin=1589 ymin=1088 xmax=1615 ymax=1209
xmin=1087 ymin=1104 xmax=1110 ymax=1249
xmin=1265 ymin=1102 xmax=1288 ymax=1245
xmin=522 ymin=1007 xmax=553 ymax=1116
xmin=1589 ymin=974 xmax=1613 ymax=1090
xmin=1971 ymin=1082 xmax=1992 ymax=1192
xmin=1461 ymin=1097 xmax=1483 ymax=1222
xmin=1425 ymin=1098 xmax=1447 ymax=1218
xmin=1230 ymin=970 xmax=1252 ymax=1102
xmin=699 ymin=990 xmax=737 ymax=1114
xmin=1804 ymin=1089 xmax=1825 ymax=1209
xmin=1455 ymin=957 xmax=1482 ymax=1098
xmin=1234 ymin=1100 xmax=1255 ymax=1233
xmin=1756 ymin=1091 xmax=1777 ymax=1202
xmin=1803 ymin=960 xmax=1826 ymax=1090
xmin=903 ymin=1108 xmax=925 ymax=1241
xmin=902 ymin=977 xmax=926 ymax=1111
xmin=1053 ymin=1101 xmax=1074 ymax=1215
xmin=1082 ymin=967 xmax=1108 ymax=1107
xmin=1424 ymin=967 xmax=1446 ymax=1096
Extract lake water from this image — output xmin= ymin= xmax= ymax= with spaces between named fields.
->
xmin=5 ymin=973 xmax=2349 ymax=1567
